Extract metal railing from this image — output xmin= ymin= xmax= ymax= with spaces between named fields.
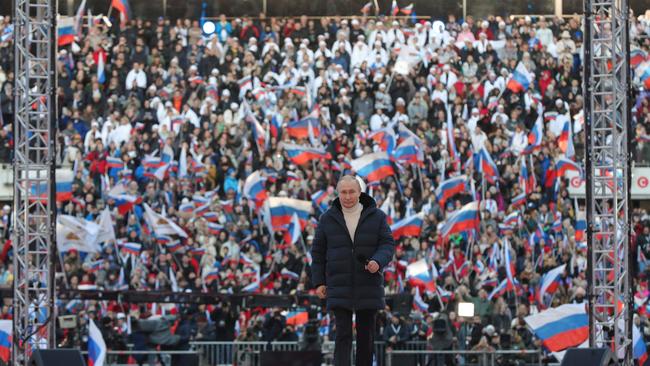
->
xmin=385 ymin=349 xmax=544 ymax=366
xmin=189 ymin=341 xmax=543 ymax=366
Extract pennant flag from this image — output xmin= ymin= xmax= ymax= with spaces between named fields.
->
xmin=97 ymin=48 xmax=106 ymax=84
xmin=57 ymin=16 xmax=76 ymax=46
xmin=88 ymin=319 xmax=107 ymax=366
xmin=390 ymin=212 xmax=424 ymax=240
xmin=524 ymin=304 xmax=588 ymax=352
xmin=390 ymin=0 xmax=399 ymax=15
xmin=400 ymin=3 xmax=413 ymax=15
xmin=143 ymin=203 xmax=187 ymax=237
xmin=440 ymin=201 xmax=479 ymax=239
xmin=361 ymin=1 xmax=373 ymax=13
xmin=281 ymin=142 xmax=331 ymax=165
xmin=435 ymin=175 xmax=468 ymax=206
xmin=350 ymin=152 xmax=395 ymax=183
xmin=406 ymin=259 xmax=436 ymax=293
xmin=503 ymin=239 xmax=518 ymax=290
xmin=537 ymin=264 xmax=566 ymax=308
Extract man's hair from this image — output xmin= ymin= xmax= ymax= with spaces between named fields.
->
xmin=337 ymin=175 xmax=363 ymax=192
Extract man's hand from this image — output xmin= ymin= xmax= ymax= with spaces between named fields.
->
xmin=316 ymin=285 xmax=327 ymax=299
xmin=365 ymin=260 xmax=380 ymax=274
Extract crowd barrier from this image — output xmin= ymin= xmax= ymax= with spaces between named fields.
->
xmin=189 ymin=340 xmax=544 ymax=366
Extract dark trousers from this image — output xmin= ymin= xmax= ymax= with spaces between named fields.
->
xmin=333 ymin=308 xmax=377 ymax=366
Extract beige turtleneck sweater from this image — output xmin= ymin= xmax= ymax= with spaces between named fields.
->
xmin=341 ymin=202 xmax=363 ymax=243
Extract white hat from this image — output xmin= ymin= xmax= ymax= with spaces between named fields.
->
xmin=222 ymin=89 xmax=231 ymax=96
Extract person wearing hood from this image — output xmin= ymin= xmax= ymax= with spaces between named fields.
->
xmin=310 ymin=175 xmax=395 ymax=366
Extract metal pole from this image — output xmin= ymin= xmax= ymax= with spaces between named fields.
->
xmin=462 ymin=0 xmax=466 ymax=20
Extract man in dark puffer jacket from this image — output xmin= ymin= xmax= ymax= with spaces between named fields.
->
xmin=311 ymin=175 xmax=395 ymax=366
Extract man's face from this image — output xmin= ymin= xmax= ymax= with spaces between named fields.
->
xmin=337 ymin=180 xmax=361 ymax=209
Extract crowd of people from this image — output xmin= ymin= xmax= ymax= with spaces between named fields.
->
xmin=1 ymin=8 xmax=650 ymax=364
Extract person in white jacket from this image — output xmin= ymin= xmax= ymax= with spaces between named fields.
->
xmin=331 ymin=31 xmax=352 ymax=56
xmin=125 ymin=62 xmax=147 ymax=91
xmin=351 ymin=37 xmax=370 ymax=69
xmin=385 ymin=21 xmax=405 ymax=48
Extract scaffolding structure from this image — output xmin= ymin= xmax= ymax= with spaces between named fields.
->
xmin=12 ymin=0 xmax=57 ymax=364
xmin=584 ymin=0 xmax=632 ymax=363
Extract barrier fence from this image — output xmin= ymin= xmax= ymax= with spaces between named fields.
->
xmin=79 ymin=341 xmax=545 ymax=365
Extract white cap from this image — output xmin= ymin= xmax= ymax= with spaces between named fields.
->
xmin=222 ymin=89 xmax=231 ymax=96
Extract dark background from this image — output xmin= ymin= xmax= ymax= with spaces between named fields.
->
xmin=0 ymin=0 xmax=648 ymax=23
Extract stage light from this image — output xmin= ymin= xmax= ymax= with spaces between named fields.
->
xmin=458 ymin=302 xmax=475 ymax=318
xmin=202 ymin=21 xmax=216 ymax=34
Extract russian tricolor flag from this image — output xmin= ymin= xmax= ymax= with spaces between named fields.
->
xmin=281 ymin=142 xmax=331 ymax=165
xmin=281 ymin=267 xmax=300 ymax=281
xmin=283 ymin=213 xmax=302 ymax=245
xmin=390 ymin=212 xmax=424 ymax=240
xmin=207 ymin=222 xmax=224 ymax=235
xmin=390 ymin=0 xmax=399 ymax=15
xmin=634 ymin=324 xmax=648 ymax=366
xmin=287 ymin=115 xmax=320 ymax=139
xmin=88 ymin=319 xmax=107 ymax=366
xmin=350 ymin=152 xmax=395 ymax=183
xmin=111 ymin=0 xmax=131 ymax=23
xmin=488 ymin=278 xmax=509 ymax=300
xmin=311 ymin=189 xmax=330 ymax=213
xmin=57 ymin=16 xmax=76 ymax=46
xmin=243 ymin=170 xmax=268 ymax=209
xmin=286 ymin=311 xmax=309 ymax=326
xmin=264 ymin=197 xmax=313 ymax=230
xmin=392 ymin=136 xmax=423 ymax=165
xmin=440 ymin=201 xmax=479 ymax=239
xmin=511 ymin=193 xmax=526 ymax=208
xmin=400 ymin=3 xmax=413 ymax=15
xmin=506 ymin=63 xmax=533 ymax=93
xmin=109 ymin=194 xmax=140 ymax=215
xmin=524 ymin=304 xmax=588 ymax=352
xmin=435 ymin=175 xmax=468 ymax=206
xmin=0 ymin=320 xmax=11 ymax=364
xmin=121 ymin=242 xmax=141 ymax=256
xmin=557 ymin=117 xmax=571 ymax=153
xmin=406 ymin=259 xmax=436 ymax=293
xmin=369 ymin=128 xmax=397 ymax=154
xmin=477 ymin=147 xmax=499 ymax=183
xmin=522 ymin=120 xmax=543 ymax=154
xmin=106 ymin=156 xmax=124 ymax=169
xmin=412 ymin=287 xmax=428 ymax=312
xmin=537 ymin=264 xmax=566 ymax=308
xmin=555 ymin=157 xmax=582 ymax=177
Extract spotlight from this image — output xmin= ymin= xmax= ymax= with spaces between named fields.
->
xmin=202 ymin=21 xmax=216 ymax=34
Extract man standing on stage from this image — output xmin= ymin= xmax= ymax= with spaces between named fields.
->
xmin=311 ymin=175 xmax=396 ymax=366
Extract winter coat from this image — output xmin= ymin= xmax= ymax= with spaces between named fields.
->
xmin=310 ymin=192 xmax=395 ymax=310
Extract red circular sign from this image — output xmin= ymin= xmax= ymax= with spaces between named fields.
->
xmin=639 ymin=176 xmax=649 ymax=188
xmin=571 ymin=177 xmax=582 ymax=188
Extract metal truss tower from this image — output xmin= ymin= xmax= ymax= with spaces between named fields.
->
xmin=12 ymin=0 xmax=57 ymax=363
xmin=584 ymin=0 xmax=632 ymax=362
